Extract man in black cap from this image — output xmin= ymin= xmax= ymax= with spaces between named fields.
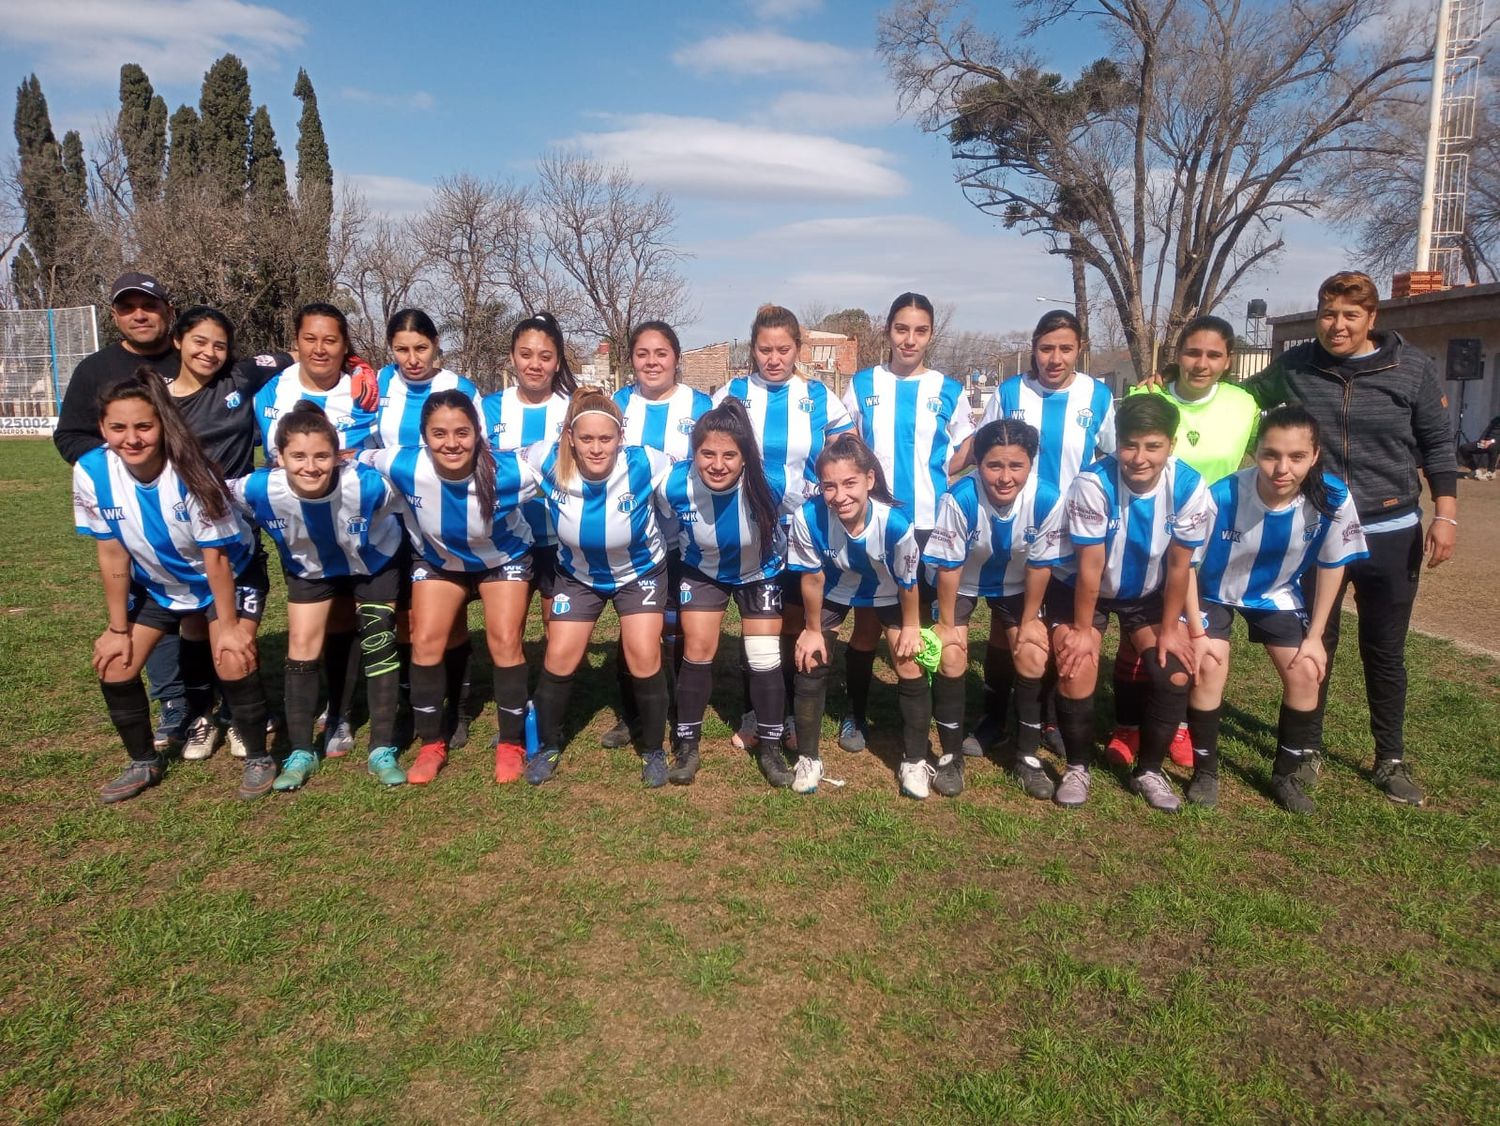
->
xmin=54 ymin=271 xmax=179 ymax=464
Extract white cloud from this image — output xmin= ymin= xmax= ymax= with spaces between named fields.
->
xmin=0 ymin=0 xmax=305 ymax=83
xmin=672 ymin=30 xmax=862 ymax=76
xmin=564 ymin=114 xmax=908 ymax=203
xmin=337 ymin=172 xmax=434 ymax=217
xmin=747 ymin=0 xmax=823 ymax=18
xmin=764 ymin=88 xmax=898 ymax=129
xmin=339 ymin=86 xmax=436 ymax=112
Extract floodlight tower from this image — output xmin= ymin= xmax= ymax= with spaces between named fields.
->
xmin=1416 ymin=0 xmax=1487 ymax=284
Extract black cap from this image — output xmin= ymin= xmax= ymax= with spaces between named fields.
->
xmin=110 ymin=271 xmax=169 ymax=305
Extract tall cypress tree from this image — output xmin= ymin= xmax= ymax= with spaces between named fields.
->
xmin=60 ymin=130 xmax=86 ymax=213
xmin=166 ymin=104 xmax=201 ymax=198
xmin=13 ymin=74 xmax=67 ymax=306
xmin=247 ymin=105 xmax=289 ymax=212
xmin=293 ymin=68 xmax=332 ymax=298
xmin=198 ymin=54 xmax=251 ymax=205
xmin=247 ymin=105 xmax=293 ymax=346
xmin=118 ymin=63 xmax=166 ymax=202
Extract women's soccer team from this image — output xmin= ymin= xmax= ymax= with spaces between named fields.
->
xmin=78 ymin=277 xmax=1444 ymax=816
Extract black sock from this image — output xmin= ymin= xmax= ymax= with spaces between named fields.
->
xmin=674 ymin=659 xmax=713 ymax=745
xmin=1138 ymin=648 xmax=1189 ymax=773
xmin=397 ymin=639 xmax=412 ymax=705
xmin=283 ymin=658 xmax=322 ymax=750
xmin=793 ymin=660 xmax=829 ymax=759
xmin=179 ymin=637 xmax=214 ymax=719
xmin=982 ymin=645 xmax=1015 ymax=724
xmin=1055 ymin=693 xmax=1096 ymax=768
xmin=409 ymin=661 xmax=446 ymax=744
xmin=101 ymin=678 xmax=156 ymax=761
xmin=748 ymin=666 xmax=786 ymax=743
xmin=492 ymin=663 xmax=529 ymax=744
xmin=846 ymin=646 xmax=876 ymax=726
xmin=443 ymin=639 xmax=473 ymax=732
xmin=358 ymin=603 xmax=400 ymax=748
xmin=1041 ymin=659 xmax=1059 ymax=726
xmin=1273 ymin=703 xmax=1323 ymax=776
xmin=534 ymin=668 xmax=575 ymax=750
xmin=219 ymin=674 xmax=268 ymax=760
xmin=1014 ymin=674 xmax=1044 ymax=757
xmin=633 ymin=670 xmax=668 ymax=753
xmin=1112 ymin=650 xmax=1147 ymax=729
xmin=932 ymin=672 xmax=966 ymax=759
xmin=780 ymin=634 xmax=797 ymax=706
xmin=1187 ymin=705 xmax=1222 ymax=777
xmin=897 ymin=674 xmax=931 ymax=764
xmin=615 ymin=638 xmax=640 ymax=734
xmin=325 ymin=630 xmax=359 ymax=724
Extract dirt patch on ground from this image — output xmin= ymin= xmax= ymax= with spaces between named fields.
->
xmin=1406 ymin=476 xmax=1500 ymax=656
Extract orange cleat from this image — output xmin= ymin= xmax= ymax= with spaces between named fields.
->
xmin=1168 ymin=723 xmax=1194 ymax=769
xmin=1103 ymin=726 xmax=1139 ymax=768
xmin=494 ymin=741 xmax=525 ymax=784
xmin=406 ymin=741 xmax=448 ymax=785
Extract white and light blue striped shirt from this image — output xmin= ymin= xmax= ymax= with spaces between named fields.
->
xmin=373 ymin=366 xmax=480 ymax=449
xmin=615 ymin=382 xmax=713 ymax=464
xmin=712 ymin=372 xmax=854 ymax=505
xmin=538 ymin=444 xmax=674 ymax=594
xmin=786 ymin=497 xmax=919 ymax=608
xmin=654 ymin=460 xmax=793 ymax=585
xmin=482 ymin=387 xmax=571 ymax=546
xmin=231 ymin=463 xmax=407 ymax=580
xmin=980 ymin=372 xmax=1116 ymax=496
xmin=73 ymin=447 xmax=255 ymax=612
xmin=253 ymin=363 xmax=379 ymax=460
xmin=922 ymin=473 xmax=1068 ymax=598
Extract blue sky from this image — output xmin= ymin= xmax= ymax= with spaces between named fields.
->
xmin=1 ymin=0 xmax=1347 ymax=348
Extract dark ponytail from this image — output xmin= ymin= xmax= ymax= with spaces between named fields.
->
xmin=99 ymin=367 xmax=230 ymax=520
xmin=421 ymin=390 xmax=497 ymax=519
xmin=814 ymin=432 xmax=900 ymax=509
xmin=691 ymin=398 xmax=780 ymax=563
xmin=972 ymin=418 xmax=1039 ymax=465
xmin=511 ymin=311 xmax=577 ymax=396
xmin=275 ymin=398 xmax=340 ymax=455
xmin=1257 ymin=404 xmax=1334 ymax=517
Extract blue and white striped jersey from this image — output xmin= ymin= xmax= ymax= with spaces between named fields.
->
xmin=922 ymin=473 xmax=1068 ymax=598
xmin=361 ymin=447 xmax=536 ymax=574
xmin=979 ymin=372 xmax=1117 ymax=496
xmin=654 ymin=460 xmax=793 ymax=585
xmin=614 ymin=382 xmax=712 ymax=463
xmin=842 ymin=365 xmax=975 ymax=529
xmin=786 ymin=497 xmax=919 ymax=608
xmin=373 ymin=365 xmax=480 ymax=449
xmin=1059 ymin=455 xmax=1211 ymax=601
xmin=1196 ymin=467 xmax=1368 ymax=612
xmin=73 ymin=447 xmax=255 ymax=613
xmin=711 ymin=372 xmax=854 ymax=504
xmin=538 ymin=444 xmax=674 ymax=594
xmin=230 ymin=463 xmax=407 ymax=580
xmin=482 ymin=387 xmax=571 ymax=547
xmin=253 ymin=364 xmax=379 ymax=460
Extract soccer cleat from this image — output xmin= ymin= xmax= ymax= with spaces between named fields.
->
xmin=899 ymin=759 xmax=935 ymax=800
xmin=100 ymin=757 xmax=163 ymax=804
xmin=1168 ymin=723 xmax=1194 ymax=769
xmin=963 ymin=711 xmax=1004 ymax=758
xmin=153 ymin=698 xmax=187 ymax=751
xmin=932 ymin=753 xmax=964 ymax=798
xmin=1011 ymin=753 xmax=1055 ymax=801
xmin=641 ymin=748 xmax=669 ymax=789
xmin=1103 ymin=726 xmax=1139 ymax=768
xmin=493 ymin=741 xmax=525 ymax=784
xmin=227 ymin=724 xmax=248 ymax=759
xmin=405 ymin=741 xmax=447 ymax=785
xmin=525 ymin=747 xmax=562 ymax=786
xmin=273 ymin=749 xmax=320 ymax=792
xmin=237 ymin=756 xmax=276 ymax=801
xmin=601 ymin=718 xmax=633 ymax=749
xmin=323 ymin=719 xmax=355 ymax=759
xmin=1271 ymin=770 xmax=1316 ymax=814
xmin=836 ymin=715 xmax=867 ymax=753
xmin=367 ymin=746 xmax=406 ymax=786
xmin=730 ymin=710 xmax=758 ymax=751
xmin=1054 ymin=764 xmax=1092 ymax=808
xmin=782 ymin=715 xmax=798 ymax=753
xmin=448 ymin=715 xmax=471 ymax=752
xmin=1185 ymin=771 xmax=1219 ymax=808
xmin=1373 ymin=759 xmax=1425 ymax=807
xmin=755 ymin=742 xmax=795 ymax=789
xmin=792 ymin=755 xmax=823 ymax=794
xmin=1130 ymin=769 xmax=1181 ymax=813
xmin=668 ymin=741 xmax=701 ymax=786
xmin=180 ymin=715 xmax=222 ymax=761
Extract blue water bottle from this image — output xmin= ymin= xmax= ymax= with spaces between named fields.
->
xmin=524 ymin=699 xmax=539 ymax=758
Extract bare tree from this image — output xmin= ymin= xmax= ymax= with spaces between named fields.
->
xmin=879 ymin=0 xmax=1435 ymax=377
xmin=534 ymin=151 xmax=693 ymax=372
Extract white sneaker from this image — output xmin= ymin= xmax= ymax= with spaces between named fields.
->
xmin=899 ymin=759 xmax=935 ymax=800
xmin=181 ymin=715 xmax=222 ymax=761
xmin=730 ymin=710 xmax=758 ymax=750
xmin=227 ymin=724 xmax=247 ymax=759
xmin=792 ymin=755 xmax=823 ymax=794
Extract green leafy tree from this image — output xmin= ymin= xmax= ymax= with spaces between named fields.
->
xmin=117 ymin=64 xmax=166 ymax=203
xmin=12 ymin=75 xmax=72 ymax=305
xmin=166 ymin=104 xmax=202 ymax=197
xmin=293 ymin=68 xmax=333 ymax=300
xmin=198 ymin=54 xmax=251 ymax=205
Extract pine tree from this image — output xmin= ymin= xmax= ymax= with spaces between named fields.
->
xmin=247 ymin=105 xmax=289 ymax=212
xmin=117 ymin=63 xmax=166 ymax=202
xmin=61 ymin=131 xmax=87 ymax=214
xmin=13 ymin=74 xmax=68 ymax=306
xmin=293 ymin=68 xmax=333 ymax=298
xmin=198 ymin=54 xmax=251 ymax=205
xmin=166 ymin=104 xmax=201 ymax=198
xmin=247 ymin=105 xmax=293 ymax=346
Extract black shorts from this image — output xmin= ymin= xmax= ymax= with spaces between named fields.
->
xmin=548 ymin=562 xmax=669 ymax=623
xmin=411 ymin=554 xmax=533 ymax=600
xmin=953 ymin=591 xmax=1026 ymax=629
xmin=531 ymin=543 xmax=559 ymax=597
xmin=779 ymin=568 xmax=806 ymax=607
xmin=677 ymin=565 xmax=784 ymax=620
xmin=1045 ymin=577 xmax=1162 ymax=634
xmin=129 ymin=553 xmax=270 ymax=632
xmin=1204 ymin=602 xmax=1308 ymax=647
xmin=285 ymin=560 xmax=402 ymax=604
xmin=819 ymin=600 xmax=907 ymax=631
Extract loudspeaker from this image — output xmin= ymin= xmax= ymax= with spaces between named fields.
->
xmin=1446 ymin=337 xmax=1484 ymax=381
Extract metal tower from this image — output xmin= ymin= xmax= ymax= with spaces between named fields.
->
xmin=1416 ymin=0 xmax=1487 ymax=284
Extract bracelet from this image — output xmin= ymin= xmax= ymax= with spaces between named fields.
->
xmin=1188 ymin=632 xmax=1207 ymax=640
xmin=108 ymin=625 xmax=129 ymax=635
xmin=1432 ymin=516 xmax=1458 ymax=527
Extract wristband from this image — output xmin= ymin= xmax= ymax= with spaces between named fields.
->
xmin=1189 ymin=632 xmax=1207 ymax=640
xmin=1432 ymin=516 xmax=1457 ymax=527
xmin=108 ymin=625 xmax=129 ymax=635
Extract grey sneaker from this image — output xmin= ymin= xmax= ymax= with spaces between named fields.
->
xmin=237 ymin=756 xmax=276 ymax=801
xmin=100 ymin=757 xmax=164 ymax=804
xmin=755 ymin=742 xmax=794 ymax=788
xmin=1373 ymin=759 xmax=1425 ymax=806
xmin=324 ymin=719 xmax=355 ymax=758
xmin=963 ymin=711 xmax=1004 ymax=758
xmin=836 ymin=715 xmax=867 ymax=753
xmin=932 ymin=753 xmax=964 ymax=797
xmin=601 ymin=718 xmax=633 ymax=749
xmin=1293 ymin=751 xmax=1322 ymax=789
xmin=1054 ymin=764 xmax=1091 ymax=808
xmin=1131 ymin=769 xmax=1181 ymax=813
xmin=1185 ymin=771 xmax=1219 ymax=808
xmin=1271 ymin=770 xmax=1316 ymax=814
xmin=668 ymin=741 xmax=701 ymax=785
xmin=1012 ymin=753 xmax=1055 ymax=801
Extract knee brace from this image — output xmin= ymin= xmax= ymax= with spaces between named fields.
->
xmin=358 ymin=603 xmax=399 ymax=678
xmin=1142 ymin=648 xmax=1190 ymax=693
xmin=743 ymin=634 xmax=781 ymax=672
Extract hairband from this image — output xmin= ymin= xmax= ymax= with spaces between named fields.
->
xmin=569 ymin=408 xmax=620 ymax=427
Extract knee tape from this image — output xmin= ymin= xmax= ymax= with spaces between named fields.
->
xmin=358 ymin=603 xmax=399 ymax=677
xmin=743 ymin=634 xmax=781 ymax=672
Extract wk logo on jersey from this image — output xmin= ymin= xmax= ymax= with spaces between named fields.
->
xmin=1220 ymin=528 xmax=1243 ymax=542
xmin=1006 ymin=408 xmax=1026 ymax=420
xmin=99 ymin=505 xmax=125 ymax=521
xmin=863 ymin=395 xmax=880 ymax=408
xmin=551 ymin=489 xmax=568 ymax=504
xmin=346 ymin=517 xmax=368 ymax=536
xmin=551 ymin=592 xmax=572 ymax=616
xmin=676 ymin=506 xmax=700 ymax=523
xmin=405 ymin=493 xmax=423 ymax=509
xmin=264 ymin=517 xmax=289 ymax=531
xmin=1076 ymin=408 xmax=1094 ymax=428
xmin=224 ymin=390 xmax=242 ymax=410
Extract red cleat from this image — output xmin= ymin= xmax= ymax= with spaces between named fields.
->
xmin=406 ymin=741 xmax=448 ymax=785
xmin=1103 ymin=726 xmax=1139 ymax=768
xmin=1169 ymin=723 xmax=1194 ymax=769
xmin=494 ymin=741 xmax=525 ymax=784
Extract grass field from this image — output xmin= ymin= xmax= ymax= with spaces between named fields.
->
xmin=2 ymin=437 xmax=1497 ymax=1124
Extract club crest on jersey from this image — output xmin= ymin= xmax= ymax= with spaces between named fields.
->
xmin=333 ymin=415 xmax=354 ymax=431
xmin=1076 ymin=407 xmax=1094 ymax=428
xmin=1023 ymin=524 xmax=1040 ymax=544
xmin=678 ymin=580 xmax=693 ymax=604
xmin=552 ymin=592 xmax=572 ymax=616
xmin=1187 ymin=429 xmax=1201 ymax=446
xmin=926 ymin=396 xmax=943 ymax=414
xmin=677 ymin=418 xmax=695 ymax=435
xmin=411 ymin=566 xmax=430 ymax=581
xmin=346 ymin=516 xmax=368 ymax=536
xmin=172 ymin=500 xmax=191 ymax=522
xmin=798 ymin=397 xmax=814 ymax=414
xmin=224 ymin=390 xmax=242 ymax=410
xmin=617 ymin=493 xmax=636 ymax=513
xmin=1303 ymin=523 xmax=1319 ymax=542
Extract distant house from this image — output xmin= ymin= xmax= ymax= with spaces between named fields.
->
xmin=680 ymin=341 xmax=731 ymax=395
